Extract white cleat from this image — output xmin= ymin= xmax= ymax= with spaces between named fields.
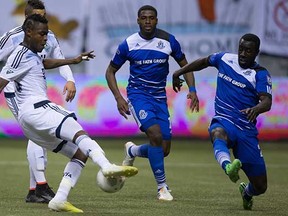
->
xmin=48 ymin=199 xmax=83 ymax=213
xmin=157 ymin=187 xmax=173 ymax=201
xmin=122 ymin=142 xmax=136 ymax=166
xmin=101 ymin=164 xmax=138 ymax=178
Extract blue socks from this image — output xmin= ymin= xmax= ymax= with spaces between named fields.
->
xmin=213 ymin=138 xmax=231 ymax=171
xmin=148 ymin=146 xmax=166 ymax=188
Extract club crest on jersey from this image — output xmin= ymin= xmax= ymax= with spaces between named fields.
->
xmin=156 ymin=40 xmax=165 ymax=49
xmin=243 ymin=70 xmax=252 ymax=76
xmin=139 ymin=110 xmax=148 ymax=120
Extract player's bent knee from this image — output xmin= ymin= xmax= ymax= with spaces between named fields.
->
xmin=73 ymin=149 xmax=88 ymax=163
xmin=73 ymin=130 xmax=88 ymax=143
xmin=251 ymin=180 xmax=267 ymax=195
xmin=256 ymin=183 xmax=267 ymax=195
xmin=211 ymin=127 xmax=227 ymax=141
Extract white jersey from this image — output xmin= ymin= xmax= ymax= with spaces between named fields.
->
xmin=0 ymin=26 xmax=75 ymax=93
xmin=0 ymin=44 xmax=82 ymax=156
xmin=0 ymin=45 xmax=48 ymax=109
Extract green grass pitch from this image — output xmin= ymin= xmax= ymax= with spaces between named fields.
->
xmin=0 ymin=138 xmax=287 ymax=216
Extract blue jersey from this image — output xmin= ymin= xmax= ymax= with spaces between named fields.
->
xmin=111 ymin=28 xmax=185 ymax=101
xmin=209 ymin=52 xmax=272 ymax=131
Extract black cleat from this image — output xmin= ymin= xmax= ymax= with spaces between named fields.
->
xmin=25 ymin=190 xmax=46 ymax=203
xmin=35 ymin=183 xmax=55 ymax=203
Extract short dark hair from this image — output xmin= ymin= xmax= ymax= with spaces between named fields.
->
xmin=25 ymin=0 xmax=45 ymax=16
xmin=22 ymin=13 xmax=48 ymax=32
xmin=240 ymin=33 xmax=260 ymax=51
xmin=137 ymin=5 xmax=157 ymax=17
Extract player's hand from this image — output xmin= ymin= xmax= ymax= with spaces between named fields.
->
xmin=187 ymin=92 xmax=199 ymax=112
xmin=74 ymin=50 xmax=95 ymax=63
xmin=240 ymin=107 xmax=259 ymax=122
xmin=63 ymin=81 xmax=76 ymax=102
xmin=172 ymin=74 xmax=184 ymax=93
xmin=116 ymin=96 xmax=130 ymax=119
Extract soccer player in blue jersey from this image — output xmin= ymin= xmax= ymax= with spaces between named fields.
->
xmin=106 ymin=5 xmax=199 ymax=201
xmin=172 ymin=33 xmax=272 ymax=210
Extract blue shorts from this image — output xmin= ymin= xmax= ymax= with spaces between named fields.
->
xmin=208 ymin=117 xmax=266 ymax=177
xmin=128 ymin=94 xmax=171 ymax=140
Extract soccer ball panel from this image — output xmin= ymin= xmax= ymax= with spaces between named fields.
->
xmin=96 ymin=170 xmax=125 ymax=193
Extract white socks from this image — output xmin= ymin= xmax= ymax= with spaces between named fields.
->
xmin=75 ymin=135 xmax=110 ymax=169
xmin=53 ymin=159 xmax=85 ymax=202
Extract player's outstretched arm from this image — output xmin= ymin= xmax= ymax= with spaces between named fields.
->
xmin=43 ymin=50 xmax=95 ymax=69
xmin=172 ymin=57 xmax=209 ymax=92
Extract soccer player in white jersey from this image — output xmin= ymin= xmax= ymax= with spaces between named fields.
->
xmin=0 ymin=0 xmax=76 ymax=203
xmin=0 ymin=14 xmax=138 ymax=213
xmin=172 ymin=33 xmax=272 ymax=210
xmin=106 ymin=5 xmax=199 ymax=201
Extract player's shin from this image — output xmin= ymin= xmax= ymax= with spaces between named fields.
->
xmin=213 ymin=138 xmax=231 ymax=170
xmin=53 ymin=159 xmax=85 ymax=202
xmin=148 ymin=146 xmax=166 ymax=188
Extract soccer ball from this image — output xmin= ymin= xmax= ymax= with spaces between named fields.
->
xmin=96 ymin=170 xmax=125 ymax=193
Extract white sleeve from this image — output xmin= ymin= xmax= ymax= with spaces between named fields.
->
xmin=0 ymin=58 xmax=31 ymax=82
xmin=49 ymin=32 xmax=75 ymax=83
xmin=0 ymin=27 xmax=23 ymax=61
xmin=0 ymin=33 xmax=15 ymax=61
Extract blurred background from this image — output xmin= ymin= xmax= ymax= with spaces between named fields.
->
xmin=0 ymin=0 xmax=287 ymax=140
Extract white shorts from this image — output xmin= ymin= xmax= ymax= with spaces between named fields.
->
xmin=18 ymin=100 xmax=82 ymax=156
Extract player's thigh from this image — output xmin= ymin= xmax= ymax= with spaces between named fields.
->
xmin=19 ymin=102 xmax=80 ymax=149
xmin=234 ymin=132 xmax=263 ymax=163
xmin=56 ymin=141 xmax=79 ymax=159
xmin=128 ymin=97 xmax=156 ymax=131
xmin=234 ymin=131 xmax=266 ymax=176
xmin=156 ymin=101 xmax=171 ymax=140
xmin=27 ymin=102 xmax=82 ymax=139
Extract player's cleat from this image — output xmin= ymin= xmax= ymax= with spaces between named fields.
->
xmin=35 ymin=183 xmax=55 ymax=203
xmin=25 ymin=190 xmax=46 ymax=203
xmin=101 ymin=164 xmax=138 ymax=178
xmin=239 ymin=182 xmax=253 ymax=210
xmin=225 ymin=159 xmax=242 ymax=183
xmin=157 ymin=186 xmax=173 ymax=201
xmin=48 ymin=199 xmax=83 ymax=213
xmin=122 ymin=141 xmax=136 ymax=166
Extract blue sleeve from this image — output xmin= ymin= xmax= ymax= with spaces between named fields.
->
xmin=256 ymin=69 xmax=272 ymax=96
xmin=208 ymin=52 xmax=225 ymax=67
xmin=170 ymin=35 xmax=185 ymax=63
xmin=111 ymin=40 xmax=129 ymax=69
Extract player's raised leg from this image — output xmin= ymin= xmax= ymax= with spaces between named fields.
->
xmin=46 ymin=114 xmax=137 ymax=212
